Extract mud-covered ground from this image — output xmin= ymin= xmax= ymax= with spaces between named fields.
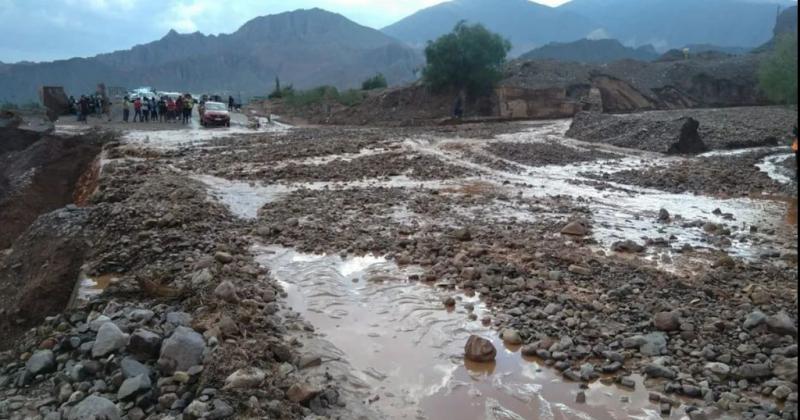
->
xmin=582 ymin=148 xmax=797 ymax=197
xmin=0 ymin=112 xmax=797 ymax=420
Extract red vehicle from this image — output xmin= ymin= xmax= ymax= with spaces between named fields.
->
xmin=200 ymin=101 xmax=230 ymax=127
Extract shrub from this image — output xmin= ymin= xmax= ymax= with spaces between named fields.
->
xmin=362 ymin=73 xmax=388 ymax=90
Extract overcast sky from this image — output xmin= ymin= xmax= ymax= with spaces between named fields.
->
xmin=0 ymin=0 xmax=570 ymax=63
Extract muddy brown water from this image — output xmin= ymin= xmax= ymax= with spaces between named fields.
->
xmin=253 ymin=245 xmax=691 ymax=420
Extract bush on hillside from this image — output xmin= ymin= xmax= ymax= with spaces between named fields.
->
xmin=758 ymin=34 xmax=798 ymax=105
xmin=282 ymin=86 xmax=366 ymax=108
xmin=422 ymin=22 xmax=511 ymax=96
xmin=362 ymin=73 xmax=388 ymax=90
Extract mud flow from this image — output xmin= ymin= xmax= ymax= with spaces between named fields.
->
xmin=253 ymin=245 xmax=687 ymax=420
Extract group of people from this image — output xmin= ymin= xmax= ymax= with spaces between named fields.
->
xmin=121 ymin=94 xmax=194 ymax=124
xmin=70 ymin=94 xmax=110 ymax=123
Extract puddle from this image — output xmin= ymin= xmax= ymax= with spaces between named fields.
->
xmin=253 ymin=244 xmax=692 ymax=420
xmin=68 ymin=272 xmax=117 ymax=308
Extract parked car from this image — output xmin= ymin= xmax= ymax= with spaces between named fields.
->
xmin=200 ymin=101 xmax=230 ymax=127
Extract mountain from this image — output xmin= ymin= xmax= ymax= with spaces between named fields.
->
xmin=381 ymin=0 xmax=598 ymax=56
xmin=0 ymin=9 xmax=423 ymax=103
xmin=520 ymin=39 xmax=659 ymax=63
xmin=557 ymin=0 xmax=793 ymax=50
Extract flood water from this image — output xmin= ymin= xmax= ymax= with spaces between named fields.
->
xmin=253 ymin=245 xmax=691 ymax=420
xmin=114 ymin=117 xmax=795 ymax=419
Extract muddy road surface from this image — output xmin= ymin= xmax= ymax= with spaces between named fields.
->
xmin=0 ymin=112 xmax=796 ymax=420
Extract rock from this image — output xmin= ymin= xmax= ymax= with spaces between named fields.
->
xmin=576 ymin=391 xmax=586 ymax=403
xmin=644 ymin=363 xmax=677 ymax=380
xmin=500 ymin=329 xmax=523 ymax=345
xmin=568 ymin=265 xmax=591 ymax=275
xmin=92 ymin=322 xmax=128 ymax=357
xmin=658 ymin=208 xmax=670 ymax=221
xmin=287 ymin=383 xmax=319 ymax=404
xmin=704 ymin=362 xmax=731 ymax=377
xmin=442 ymin=296 xmax=456 ymax=307
xmin=158 ymin=326 xmax=206 ymax=374
xmin=89 ymin=315 xmax=112 ymax=331
xmin=184 ymin=400 xmax=209 ymax=418
xmin=214 ymin=281 xmax=239 ymax=303
xmin=127 ymin=309 xmax=155 ymax=323
xmin=521 ymin=344 xmax=538 ymax=357
xmin=735 ymin=363 xmax=772 ymax=379
xmin=773 ymin=385 xmax=793 ymax=400
xmin=612 ymin=240 xmax=645 ymax=253
xmin=561 ymin=220 xmax=588 ymax=236
xmin=624 ymin=332 xmax=667 ymax=356
xmin=223 ymin=368 xmax=266 ymax=389
xmin=214 ymin=251 xmax=234 ymax=264
xmin=543 ymin=303 xmax=562 ymax=315
xmin=25 ymin=350 xmax=55 ymax=375
xmin=191 ymin=269 xmax=214 ymax=289
xmin=766 ymin=312 xmax=797 ymax=336
xmin=453 ymin=228 xmax=472 ymax=241
xmin=117 ymin=374 xmax=151 ymax=401
xmin=743 ymin=311 xmax=767 ymax=329
xmin=773 ymin=357 xmax=798 ymax=382
xmin=67 ymin=396 xmax=121 ymax=420
xmin=464 ymin=335 xmax=497 ymax=363
xmin=208 ymin=399 xmax=235 ymax=419
xmin=653 ymin=311 xmax=680 ymax=332
xmin=166 ymin=311 xmax=192 ymax=326
xmin=128 ymin=329 xmax=162 ymax=360
xmin=121 ymin=357 xmax=151 ymax=379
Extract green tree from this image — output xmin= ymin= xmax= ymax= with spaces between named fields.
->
xmin=361 ymin=73 xmax=388 ymax=90
xmin=758 ymin=34 xmax=798 ymax=105
xmin=422 ymin=22 xmax=511 ymax=96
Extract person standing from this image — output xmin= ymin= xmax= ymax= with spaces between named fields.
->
xmin=142 ymin=97 xmax=150 ymax=122
xmin=122 ymin=96 xmax=130 ymax=122
xmin=79 ymin=95 xmax=89 ymax=123
xmin=158 ymin=97 xmax=167 ymax=122
xmin=150 ymin=97 xmax=158 ymax=122
xmin=228 ymin=95 xmax=235 ymax=111
xmin=183 ymin=94 xmax=193 ymax=124
xmin=167 ymin=97 xmax=176 ymax=122
xmin=175 ymin=96 xmax=183 ymax=123
xmin=133 ymin=97 xmax=142 ymax=122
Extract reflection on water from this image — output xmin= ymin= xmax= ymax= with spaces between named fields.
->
xmin=252 ymin=244 xmax=690 ymax=420
xmin=69 ymin=272 xmax=117 ymax=308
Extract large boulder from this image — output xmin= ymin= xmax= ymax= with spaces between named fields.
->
xmin=465 ymin=335 xmax=497 ymax=363
xmin=25 ymin=350 xmax=56 ymax=375
xmin=158 ymin=326 xmax=206 ymax=374
xmin=92 ymin=322 xmax=129 ymax=357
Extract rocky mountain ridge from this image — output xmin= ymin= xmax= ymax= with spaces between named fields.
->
xmin=0 ymin=9 xmax=423 ymax=103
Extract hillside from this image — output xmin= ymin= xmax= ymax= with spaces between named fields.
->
xmin=0 ymin=9 xmax=423 ymax=103
xmin=520 ymin=39 xmax=658 ymax=63
xmin=558 ymin=0 xmax=792 ymax=50
xmin=381 ymin=0 xmax=596 ymax=56
xmin=384 ymin=0 xmax=790 ymax=55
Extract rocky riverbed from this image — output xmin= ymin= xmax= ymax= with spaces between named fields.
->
xmin=0 ymin=110 xmax=797 ymax=420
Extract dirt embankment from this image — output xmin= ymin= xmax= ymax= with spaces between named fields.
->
xmin=0 ymin=128 xmax=108 ymax=248
xmin=263 ymin=52 xmax=771 ymax=126
xmin=566 ymin=106 xmax=798 ymax=153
